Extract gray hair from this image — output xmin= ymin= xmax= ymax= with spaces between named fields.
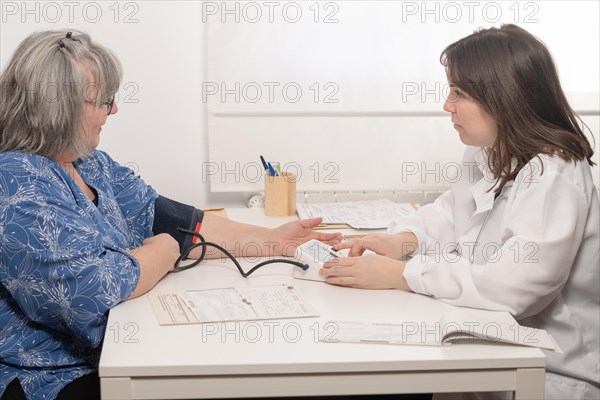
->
xmin=0 ymin=29 xmax=122 ymax=158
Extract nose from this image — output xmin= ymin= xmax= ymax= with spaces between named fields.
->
xmin=443 ymin=97 xmax=454 ymax=113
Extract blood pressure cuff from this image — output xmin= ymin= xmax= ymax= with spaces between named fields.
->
xmin=152 ymin=195 xmax=204 ymax=253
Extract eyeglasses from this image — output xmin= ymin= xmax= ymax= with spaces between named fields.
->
xmin=85 ymin=96 xmax=115 ymax=115
xmin=103 ymin=97 xmax=115 ymax=115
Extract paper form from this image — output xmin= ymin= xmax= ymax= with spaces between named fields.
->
xmin=149 ymin=285 xmax=318 ymax=325
xmin=296 ymin=199 xmax=416 ymax=229
xmin=149 ymin=293 xmax=200 ymax=325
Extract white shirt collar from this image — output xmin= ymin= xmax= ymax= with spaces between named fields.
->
xmin=470 ymin=147 xmax=514 ymax=215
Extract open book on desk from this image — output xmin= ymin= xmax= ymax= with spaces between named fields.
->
xmin=297 ymin=199 xmax=417 ymax=230
xmin=320 ymin=310 xmax=561 ymax=352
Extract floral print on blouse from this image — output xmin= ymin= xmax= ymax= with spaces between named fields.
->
xmin=1 ymin=149 xmax=157 ymax=400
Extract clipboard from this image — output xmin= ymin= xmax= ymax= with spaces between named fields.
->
xmin=313 ymin=223 xmax=352 ymax=230
xmin=204 ymin=208 xmax=228 ymax=219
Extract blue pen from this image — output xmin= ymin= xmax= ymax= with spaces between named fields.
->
xmin=267 ymin=162 xmax=278 ymax=176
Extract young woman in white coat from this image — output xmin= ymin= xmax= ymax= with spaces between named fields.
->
xmin=321 ymin=24 xmax=599 ymax=400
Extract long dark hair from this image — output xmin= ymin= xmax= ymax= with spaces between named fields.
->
xmin=441 ymin=24 xmax=594 ymax=192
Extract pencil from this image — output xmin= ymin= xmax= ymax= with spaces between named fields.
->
xmin=344 ymin=234 xmax=367 ymax=239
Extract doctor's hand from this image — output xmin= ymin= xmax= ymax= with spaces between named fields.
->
xmin=272 ymin=217 xmax=343 ymax=256
xmin=334 ymin=232 xmax=418 ymax=260
xmin=320 ymin=254 xmax=410 ymax=290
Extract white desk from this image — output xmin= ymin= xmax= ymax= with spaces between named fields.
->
xmin=99 ymin=208 xmax=546 ymax=400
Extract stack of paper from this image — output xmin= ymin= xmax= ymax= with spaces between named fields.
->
xmin=296 ymin=199 xmax=416 ymax=229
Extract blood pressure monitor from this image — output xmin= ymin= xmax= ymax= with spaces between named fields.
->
xmin=294 ymin=240 xmax=342 ymax=282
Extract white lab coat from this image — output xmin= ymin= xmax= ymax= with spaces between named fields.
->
xmin=390 ymin=146 xmax=599 ymax=399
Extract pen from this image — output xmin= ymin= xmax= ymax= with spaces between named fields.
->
xmin=259 ymin=155 xmax=268 ymax=172
xmin=267 ymin=162 xmax=278 ymax=176
xmin=272 ymin=162 xmax=282 ymax=175
xmin=344 ymin=234 xmax=367 ymax=239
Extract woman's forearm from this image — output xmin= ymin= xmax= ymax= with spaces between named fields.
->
xmin=128 ymin=234 xmax=180 ymax=299
xmin=187 ymin=213 xmax=274 ymax=259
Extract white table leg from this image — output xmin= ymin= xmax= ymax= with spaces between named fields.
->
xmin=514 ymin=368 xmax=545 ymax=400
xmin=101 ymin=377 xmax=132 ymax=400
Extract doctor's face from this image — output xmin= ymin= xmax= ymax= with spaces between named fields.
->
xmin=443 ymin=83 xmax=498 ymax=148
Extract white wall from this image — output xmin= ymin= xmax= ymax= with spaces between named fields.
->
xmin=1 ymin=1 xmax=598 ymax=208
xmin=1 ymin=1 xmax=210 ymax=207
xmin=204 ymin=1 xmax=599 ymax=194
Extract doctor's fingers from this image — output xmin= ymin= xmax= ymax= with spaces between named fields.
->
xmin=322 ymin=256 xmax=356 ymax=269
xmin=334 ymin=240 xmax=371 ymax=257
xmin=321 ymin=260 xmax=380 ymax=288
xmin=320 ymin=261 xmax=358 ymax=287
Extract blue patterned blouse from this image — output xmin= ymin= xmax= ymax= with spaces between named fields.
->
xmin=0 ymin=149 xmax=157 ymax=400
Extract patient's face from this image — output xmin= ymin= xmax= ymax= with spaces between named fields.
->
xmin=82 ymin=80 xmax=118 ymax=149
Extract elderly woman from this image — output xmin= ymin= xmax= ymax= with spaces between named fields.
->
xmin=0 ymin=30 xmax=340 ymax=400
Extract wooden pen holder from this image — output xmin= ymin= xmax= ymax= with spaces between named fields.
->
xmin=264 ymin=172 xmax=297 ymax=217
